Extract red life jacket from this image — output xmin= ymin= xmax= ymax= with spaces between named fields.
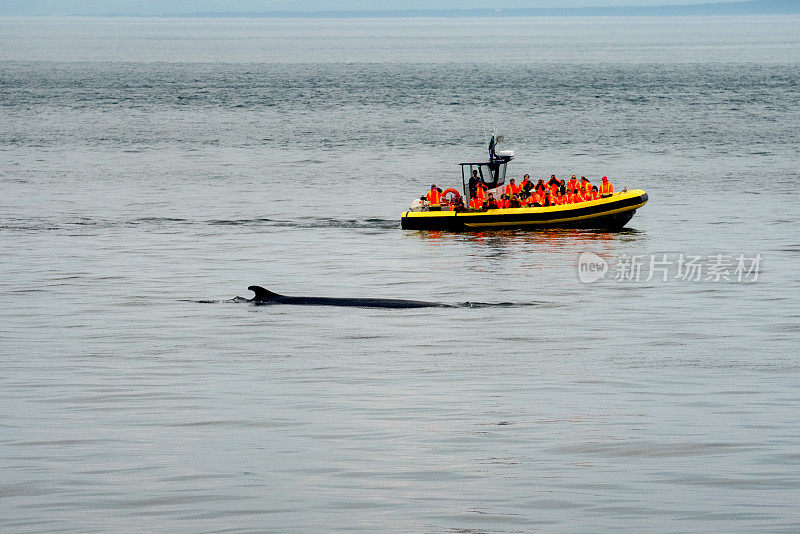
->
xmin=426 ymin=189 xmax=441 ymax=206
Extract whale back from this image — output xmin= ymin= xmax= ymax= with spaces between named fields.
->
xmin=248 ymin=285 xmax=282 ymax=301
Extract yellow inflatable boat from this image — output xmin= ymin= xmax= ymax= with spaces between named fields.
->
xmin=401 ymin=189 xmax=648 ymax=231
xmin=400 ymin=134 xmax=647 ymax=231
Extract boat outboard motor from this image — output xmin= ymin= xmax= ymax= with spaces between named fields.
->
xmin=409 ymin=198 xmax=428 ymax=212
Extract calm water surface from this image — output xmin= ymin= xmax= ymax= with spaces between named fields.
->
xmin=1 ymin=15 xmax=800 ymax=533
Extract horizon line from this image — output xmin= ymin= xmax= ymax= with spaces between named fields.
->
xmin=2 ymin=1 xmax=799 ymax=19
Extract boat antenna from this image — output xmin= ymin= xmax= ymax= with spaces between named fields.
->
xmin=488 ymin=102 xmax=497 ymax=139
xmin=478 ymin=105 xmax=489 ymax=145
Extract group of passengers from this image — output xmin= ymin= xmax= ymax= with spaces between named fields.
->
xmin=425 ymin=173 xmax=614 ymax=211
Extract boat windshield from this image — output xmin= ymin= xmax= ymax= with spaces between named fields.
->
xmin=460 ymin=161 xmax=508 ymax=197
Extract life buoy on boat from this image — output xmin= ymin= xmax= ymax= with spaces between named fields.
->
xmin=441 ymin=188 xmax=461 ymax=203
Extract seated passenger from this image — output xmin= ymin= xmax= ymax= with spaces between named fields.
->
xmin=575 ymin=189 xmax=586 ymax=203
xmin=509 ymin=194 xmax=521 ymax=208
xmin=548 ymin=175 xmax=559 ymax=188
xmin=599 ymin=176 xmax=614 ymax=197
xmin=535 ymin=179 xmax=546 ymax=193
xmin=499 ymin=194 xmax=509 ymax=209
xmin=542 ymin=191 xmax=552 ymax=207
xmin=486 ymin=193 xmax=499 ymax=210
xmin=580 ymin=176 xmax=591 ymax=194
xmin=506 ymin=178 xmax=520 ymax=196
xmin=469 ymin=196 xmax=482 ymax=210
xmin=591 ymin=185 xmax=600 ymax=200
xmin=452 ymin=195 xmax=465 ymax=211
xmin=566 ymin=189 xmax=576 ymax=204
xmin=530 ymin=191 xmax=543 ymax=207
xmin=567 ymin=175 xmax=578 ymax=191
xmin=559 ymin=179 xmax=567 ymax=196
xmin=521 ymin=174 xmax=532 ymax=193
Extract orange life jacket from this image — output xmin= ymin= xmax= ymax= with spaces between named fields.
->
xmin=567 ymin=178 xmax=578 ymax=190
xmin=575 ymin=192 xmax=586 ymax=203
xmin=427 ymin=189 xmax=441 ymax=206
xmin=600 ymin=182 xmax=613 ymax=195
xmin=566 ymin=193 xmax=575 ymax=204
xmin=476 ymin=184 xmax=487 ymax=202
xmin=549 ymin=184 xmax=558 ymax=197
xmin=469 ymin=197 xmax=481 ymax=209
xmin=592 ymin=190 xmax=600 ymax=200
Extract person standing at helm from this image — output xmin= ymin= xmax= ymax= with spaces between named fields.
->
xmin=426 ymin=184 xmax=442 ymax=211
xmin=468 ymin=169 xmax=480 ymax=198
xmin=599 ymin=176 xmax=614 ymax=197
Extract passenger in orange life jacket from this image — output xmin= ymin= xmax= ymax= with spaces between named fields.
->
xmin=535 ymin=178 xmax=546 ymax=194
xmin=509 ymin=194 xmax=521 ymax=208
xmin=499 ymin=194 xmax=509 ymax=209
xmin=580 ymin=176 xmax=591 ymax=194
xmin=591 ymin=185 xmax=600 ymax=200
xmin=542 ymin=190 xmax=552 ymax=207
xmin=486 ymin=193 xmax=499 ymax=210
xmin=566 ymin=189 xmax=576 ymax=204
xmin=520 ymin=174 xmax=532 ymax=193
xmin=426 ymin=184 xmax=442 ymax=211
xmin=506 ymin=178 xmax=520 ymax=196
xmin=575 ymin=189 xmax=586 ymax=203
xmin=475 ymin=181 xmax=488 ymax=203
xmin=469 ymin=196 xmax=482 ymax=210
xmin=599 ymin=176 xmax=614 ymax=197
xmin=567 ymin=175 xmax=578 ymax=191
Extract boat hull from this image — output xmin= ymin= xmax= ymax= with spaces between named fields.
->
xmin=401 ymin=190 xmax=648 ymax=231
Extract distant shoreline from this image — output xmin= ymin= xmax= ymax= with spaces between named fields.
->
xmin=2 ymin=1 xmax=798 ymax=19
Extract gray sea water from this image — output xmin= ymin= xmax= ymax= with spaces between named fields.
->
xmin=2 ymin=14 xmax=800 ymax=533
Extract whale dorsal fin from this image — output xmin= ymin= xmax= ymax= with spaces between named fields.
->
xmin=248 ymin=285 xmax=281 ymax=301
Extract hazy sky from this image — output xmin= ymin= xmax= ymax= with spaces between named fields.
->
xmin=0 ymin=0 xmax=743 ymax=15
